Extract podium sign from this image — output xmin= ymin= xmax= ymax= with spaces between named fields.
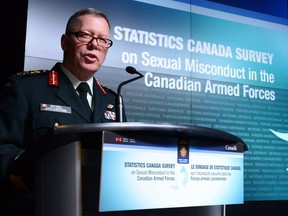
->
xmin=99 ymin=131 xmax=244 ymax=212
xmin=35 ymin=122 xmax=246 ymax=216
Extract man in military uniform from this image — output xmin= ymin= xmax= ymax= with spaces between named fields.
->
xmin=0 ymin=8 xmax=123 ymax=215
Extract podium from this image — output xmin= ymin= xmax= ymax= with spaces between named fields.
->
xmin=34 ymin=122 xmax=247 ymax=216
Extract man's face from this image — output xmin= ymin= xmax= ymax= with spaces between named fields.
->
xmin=61 ymin=14 xmax=111 ymax=81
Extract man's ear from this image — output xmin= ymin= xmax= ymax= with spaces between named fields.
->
xmin=61 ymin=34 xmax=68 ymax=51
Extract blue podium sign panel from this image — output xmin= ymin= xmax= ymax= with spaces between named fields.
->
xmin=99 ymin=131 xmax=244 ymax=212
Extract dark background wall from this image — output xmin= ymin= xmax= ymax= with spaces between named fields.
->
xmin=208 ymin=0 xmax=288 ymax=19
xmin=2 ymin=1 xmax=28 ymax=85
xmin=2 ymin=0 xmax=288 ymax=215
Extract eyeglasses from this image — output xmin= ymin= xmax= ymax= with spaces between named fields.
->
xmin=68 ymin=31 xmax=113 ymax=48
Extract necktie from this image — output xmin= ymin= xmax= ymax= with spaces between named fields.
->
xmin=77 ymin=82 xmax=92 ymax=118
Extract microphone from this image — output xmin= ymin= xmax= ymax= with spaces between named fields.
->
xmin=116 ymin=66 xmax=144 ymax=122
xmin=125 ymin=66 xmax=143 ymax=76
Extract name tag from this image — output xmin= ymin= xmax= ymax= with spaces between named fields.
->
xmin=40 ymin=103 xmax=71 ymax=114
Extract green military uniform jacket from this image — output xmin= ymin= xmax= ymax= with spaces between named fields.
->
xmin=0 ymin=63 xmax=121 ymax=189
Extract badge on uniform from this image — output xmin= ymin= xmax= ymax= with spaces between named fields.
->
xmin=104 ymin=105 xmax=116 ymax=121
xmin=107 ymin=104 xmax=114 ymax=110
xmin=40 ymin=103 xmax=71 ymax=114
xmin=48 ymin=71 xmax=58 ymax=86
xmin=104 ymin=111 xmax=116 ymax=120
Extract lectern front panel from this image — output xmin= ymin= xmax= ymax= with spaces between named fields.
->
xmin=99 ymin=131 xmax=244 ymax=212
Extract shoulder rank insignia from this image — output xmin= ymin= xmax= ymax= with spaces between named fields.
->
xmin=15 ymin=70 xmax=48 ymax=77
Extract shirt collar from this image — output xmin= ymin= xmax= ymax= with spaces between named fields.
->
xmin=61 ymin=64 xmax=94 ymax=96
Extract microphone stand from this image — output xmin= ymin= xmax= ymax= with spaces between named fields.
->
xmin=116 ymin=67 xmax=144 ymax=122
